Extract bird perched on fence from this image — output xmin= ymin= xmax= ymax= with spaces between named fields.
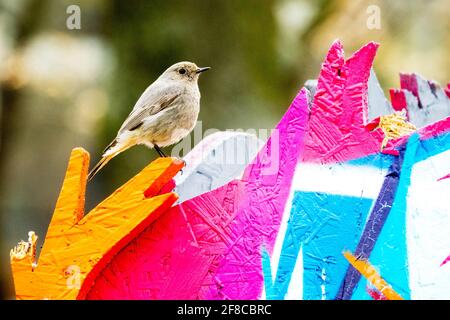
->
xmin=88 ymin=61 xmax=210 ymax=181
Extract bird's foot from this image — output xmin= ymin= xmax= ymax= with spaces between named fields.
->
xmin=154 ymin=144 xmax=167 ymax=157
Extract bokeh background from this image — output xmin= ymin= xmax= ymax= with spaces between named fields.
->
xmin=0 ymin=0 xmax=448 ymax=299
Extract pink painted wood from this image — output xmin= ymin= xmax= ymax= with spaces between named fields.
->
xmin=86 ymin=88 xmax=309 ymax=299
xmin=85 ymin=41 xmax=397 ymax=300
xmin=389 ymin=89 xmax=408 ymax=112
xmin=301 ymin=40 xmax=385 ymax=164
xmin=85 ymin=41 xmax=448 ymax=300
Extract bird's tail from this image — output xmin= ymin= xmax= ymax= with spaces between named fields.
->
xmin=88 ymin=140 xmax=133 ymax=181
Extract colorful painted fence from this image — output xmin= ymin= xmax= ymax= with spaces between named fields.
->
xmin=10 ymin=40 xmax=450 ymax=300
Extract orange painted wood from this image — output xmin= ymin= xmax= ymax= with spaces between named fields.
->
xmin=10 ymin=148 xmax=184 ymax=300
xmin=343 ymin=251 xmax=404 ymax=300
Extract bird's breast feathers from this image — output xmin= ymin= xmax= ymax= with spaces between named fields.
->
xmin=133 ymin=92 xmax=200 ymax=147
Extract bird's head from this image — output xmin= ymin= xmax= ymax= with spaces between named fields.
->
xmin=160 ymin=61 xmax=210 ymax=83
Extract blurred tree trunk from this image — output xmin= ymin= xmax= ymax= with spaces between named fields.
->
xmin=0 ymin=0 xmax=49 ymax=300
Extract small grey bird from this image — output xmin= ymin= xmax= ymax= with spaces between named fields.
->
xmin=88 ymin=61 xmax=210 ymax=180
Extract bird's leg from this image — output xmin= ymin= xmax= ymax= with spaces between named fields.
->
xmin=154 ymin=144 xmax=186 ymax=175
xmin=154 ymin=144 xmax=167 ymax=157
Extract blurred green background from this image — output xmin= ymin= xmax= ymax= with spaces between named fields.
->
xmin=0 ymin=0 xmax=448 ymax=299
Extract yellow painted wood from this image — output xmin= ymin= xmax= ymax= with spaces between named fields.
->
xmin=10 ymin=148 xmax=184 ymax=300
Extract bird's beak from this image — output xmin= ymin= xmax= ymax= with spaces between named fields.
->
xmin=196 ymin=67 xmax=211 ymax=74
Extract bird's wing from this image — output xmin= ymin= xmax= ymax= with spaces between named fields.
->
xmin=119 ymin=90 xmax=181 ymax=133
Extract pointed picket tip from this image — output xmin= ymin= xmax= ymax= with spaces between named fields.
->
xmin=303 ymin=41 xmax=383 ymax=163
xmin=42 ymin=148 xmax=89 ymax=253
xmin=10 ymin=148 xmax=184 ymax=300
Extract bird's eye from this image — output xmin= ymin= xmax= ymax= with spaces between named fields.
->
xmin=179 ymin=68 xmax=186 ymax=75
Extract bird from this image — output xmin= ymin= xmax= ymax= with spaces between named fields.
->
xmin=87 ymin=61 xmax=210 ymax=181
